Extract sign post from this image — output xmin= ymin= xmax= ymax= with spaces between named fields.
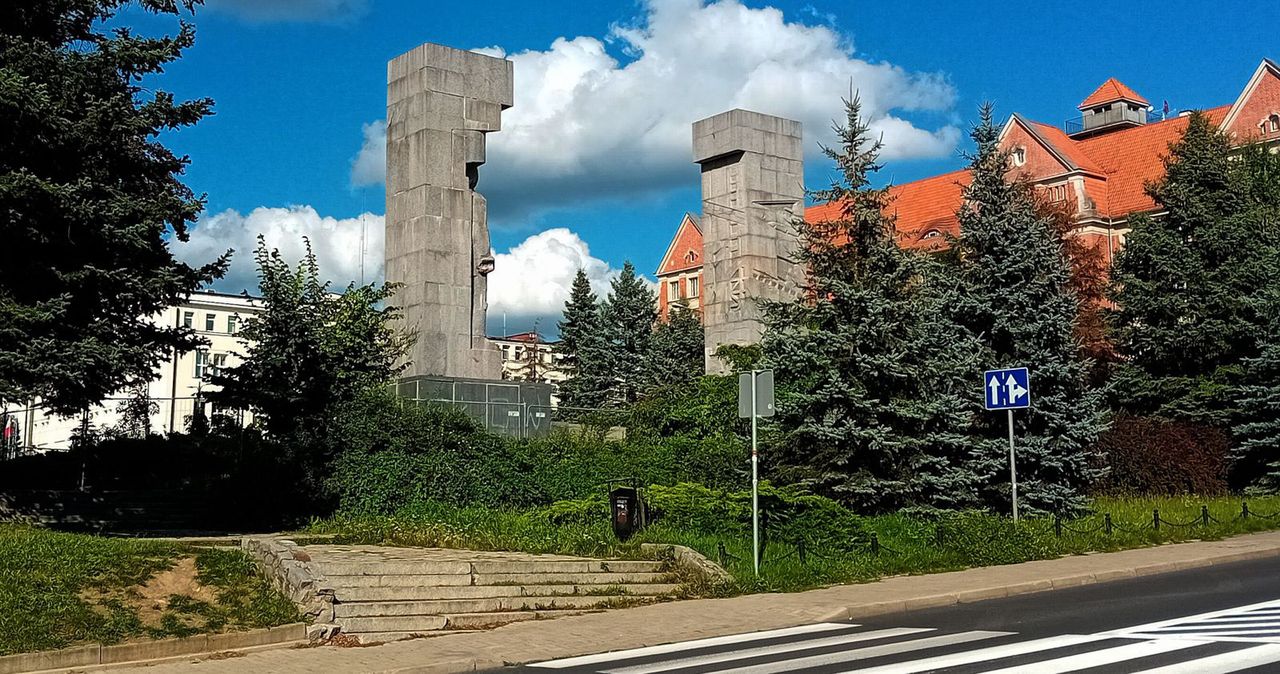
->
xmin=983 ymin=367 xmax=1031 ymax=521
xmin=738 ymin=369 xmax=774 ymax=574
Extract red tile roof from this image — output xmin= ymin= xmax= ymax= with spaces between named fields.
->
xmin=1079 ymin=78 xmax=1149 ymax=109
xmin=1074 ymin=105 xmax=1230 ymax=216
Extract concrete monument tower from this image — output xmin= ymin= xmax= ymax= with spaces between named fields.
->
xmin=385 ymin=42 xmax=512 ymax=380
xmin=692 ymin=109 xmax=805 ymax=373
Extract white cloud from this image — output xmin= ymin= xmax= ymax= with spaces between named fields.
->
xmin=176 ymin=208 xmax=622 ymax=332
xmin=351 ymin=0 xmax=959 ymax=220
xmin=174 ymin=205 xmax=383 ymax=294
xmin=350 ymin=120 xmax=385 ymax=188
xmin=203 ymin=0 xmax=368 ymax=23
xmin=487 ymin=228 xmax=624 ymax=329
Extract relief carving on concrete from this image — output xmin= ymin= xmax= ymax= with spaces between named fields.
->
xmin=693 ymin=109 xmax=805 ymax=373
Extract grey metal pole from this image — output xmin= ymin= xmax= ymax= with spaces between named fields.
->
xmin=751 ymin=370 xmax=760 ymax=575
xmin=1008 ymin=408 xmax=1019 ymax=522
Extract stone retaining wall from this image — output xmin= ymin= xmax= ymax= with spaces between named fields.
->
xmin=240 ymin=537 xmax=337 ymax=639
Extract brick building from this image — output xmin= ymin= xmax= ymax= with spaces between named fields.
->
xmin=656 ymin=59 xmax=1280 ymax=307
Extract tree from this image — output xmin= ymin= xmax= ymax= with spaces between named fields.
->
xmin=1109 ymin=112 xmax=1279 ymax=425
xmin=208 ymin=237 xmax=409 ymax=491
xmin=512 ymin=329 xmax=555 ymax=384
xmin=643 ymin=304 xmax=705 ymax=390
xmin=108 ymin=383 xmax=158 ymax=439
xmin=557 ymin=269 xmax=611 ymax=411
xmin=1234 ymin=338 xmax=1280 ymax=493
xmin=950 ymin=104 xmax=1104 ymax=515
xmin=600 ymin=261 xmax=657 ymax=405
xmin=0 ymin=0 xmax=228 ymax=415
xmin=760 ymin=96 xmax=979 ymax=512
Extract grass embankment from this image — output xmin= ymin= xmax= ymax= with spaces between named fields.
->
xmin=307 ymin=494 xmax=1280 ymax=595
xmin=0 ymin=525 xmax=299 ymax=657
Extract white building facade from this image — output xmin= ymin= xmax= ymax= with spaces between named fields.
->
xmin=2 ymin=291 xmax=262 ymax=453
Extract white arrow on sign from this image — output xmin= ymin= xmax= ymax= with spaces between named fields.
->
xmin=988 ymin=375 xmax=1002 ymax=406
xmin=1005 ymin=373 xmax=1028 ymax=403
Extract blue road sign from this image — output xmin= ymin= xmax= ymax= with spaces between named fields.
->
xmin=984 ymin=367 xmax=1031 ymax=410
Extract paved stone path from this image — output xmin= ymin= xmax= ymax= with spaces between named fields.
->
xmin=128 ymin=531 xmax=1280 ymax=674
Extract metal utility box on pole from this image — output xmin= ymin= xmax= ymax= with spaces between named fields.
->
xmin=983 ymin=367 xmax=1031 ymax=522
xmin=738 ymin=369 xmax=774 ymax=574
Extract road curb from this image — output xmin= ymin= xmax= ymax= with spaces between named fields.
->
xmin=0 ymin=623 xmax=306 ymax=674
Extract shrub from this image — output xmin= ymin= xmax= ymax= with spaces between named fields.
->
xmin=1091 ymin=414 xmax=1230 ymax=496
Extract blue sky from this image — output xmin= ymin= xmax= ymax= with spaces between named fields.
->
xmin=131 ymin=0 xmax=1279 ymax=333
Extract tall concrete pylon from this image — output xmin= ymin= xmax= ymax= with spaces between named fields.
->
xmin=385 ymin=43 xmax=512 ymax=380
xmin=693 ymin=109 xmax=805 ymax=373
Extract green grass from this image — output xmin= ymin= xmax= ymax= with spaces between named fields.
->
xmin=307 ymin=494 xmax=1280 ymax=595
xmin=0 ymin=525 xmax=299 ymax=657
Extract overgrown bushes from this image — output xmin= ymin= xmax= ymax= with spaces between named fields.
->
xmin=327 ymin=390 xmax=748 ymax=515
xmin=1091 ymin=415 xmax=1230 ymax=496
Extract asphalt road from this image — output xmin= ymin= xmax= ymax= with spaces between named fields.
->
xmin=509 ymin=556 xmax=1280 ymax=673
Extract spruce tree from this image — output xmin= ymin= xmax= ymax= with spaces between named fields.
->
xmin=0 ymin=0 xmax=228 ymax=414
xmin=557 ymin=269 xmax=610 ymax=410
xmin=643 ymin=304 xmax=705 ymax=390
xmin=759 ymin=96 xmax=979 ymax=512
xmin=1109 ymin=112 xmax=1277 ymax=425
xmin=600 ymin=261 xmax=657 ymax=405
xmin=1235 ymin=338 xmax=1280 ymax=493
xmin=951 ymin=105 xmax=1104 ymax=515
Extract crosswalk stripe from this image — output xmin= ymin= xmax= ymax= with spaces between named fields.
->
xmin=603 ymin=628 xmax=933 ymax=674
xmin=1156 ymin=624 xmax=1280 ymax=633
xmin=712 ymin=630 xmax=1012 ymax=674
xmin=1129 ymin=643 xmax=1280 ymax=673
xmin=1131 ymin=629 xmax=1280 ymax=639
xmin=976 ymin=639 xmax=1206 ymax=674
xmin=829 ymin=634 xmax=1107 ymax=674
xmin=529 ymin=623 xmax=854 ymax=668
xmin=1107 ymin=599 xmax=1280 ymax=636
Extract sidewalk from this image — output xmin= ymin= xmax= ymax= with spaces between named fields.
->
xmin=121 ymin=531 xmax=1280 ymax=674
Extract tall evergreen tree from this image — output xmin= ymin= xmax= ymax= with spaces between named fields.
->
xmin=601 ymin=261 xmax=657 ymax=405
xmin=1227 ymin=143 xmax=1280 ymax=490
xmin=951 ymin=104 xmax=1103 ymax=515
xmin=1109 ymin=112 xmax=1279 ymax=425
xmin=557 ymin=269 xmax=610 ymax=410
xmin=642 ymin=304 xmax=705 ymax=390
xmin=0 ymin=0 xmax=228 ymax=414
xmin=760 ymin=96 xmax=978 ymax=512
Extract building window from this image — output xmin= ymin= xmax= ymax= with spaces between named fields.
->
xmin=227 ymin=315 xmax=238 ymax=334
xmin=204 ymin=313 xmax=215 ymax=331
xmin=1011 ymin=147 xmax=1027 ymax=167
xmin=668 ymin=280 xmax=680 ymax=301
xmin=183 ymin=311 xmax=193 ymax=328
xmin=685 ymin=250 xmax=698 ymax=263
xmin=1270 ymin=114 xmax=1279 ymax=133
xmin=921 ymin=230 xmax=941 ymax=241
xmin=194 ymin=350 xmax=209 ymax=378
xmin=688 ymin=277 xmax=700 ymax=298
xmin=210 ymin=353 xmax=227 ymax=377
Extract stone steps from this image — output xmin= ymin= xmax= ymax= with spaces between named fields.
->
xmin=332 ymin=582 xmax=682 ymax=601
xmin=473 ymin=571 xmax=670 ymax=586
xmin=338 ymin=610 xmax=588 ymax=634
xmin=335 ymin=594 xmax=660 ymax=618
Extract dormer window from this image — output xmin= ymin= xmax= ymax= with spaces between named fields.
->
xmin=1270 ymin=114 xmax=1279 ymax=133
xmin=921 ymin=230 xmax=941 ymax=241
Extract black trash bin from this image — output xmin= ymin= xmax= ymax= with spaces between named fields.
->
xmin=609 ymin=486 xmax=642 ymax=541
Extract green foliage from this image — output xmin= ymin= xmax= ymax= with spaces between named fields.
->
xmin=643 ymin=305 xmax=705 ymax=390
xmin=759 ymin=95 xmax=978 ymax=512
xmin=628 ymin=374 xmax=744 ymax=441
xmin=0 ymin=0 xmax=228 ymax=414
xmin=327 ymin=389 xmax=748 ymax=514
xmin=193 ymin=548 xmax=301 ymax=629
xmin=1235 ymin=339 xmax=1280 ymax=492
xmin=950 ymin=104 xmax=1104 ymax=515
xmin=1110 ymin=113 xmax=1280 ymax=423
xmin=601 ymin=261 xmax=658 ymax=405
xmin=558 ymin=269 xmax=612 ymax=411
xmin=209 ymin=236 xmax=409 ymax=499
